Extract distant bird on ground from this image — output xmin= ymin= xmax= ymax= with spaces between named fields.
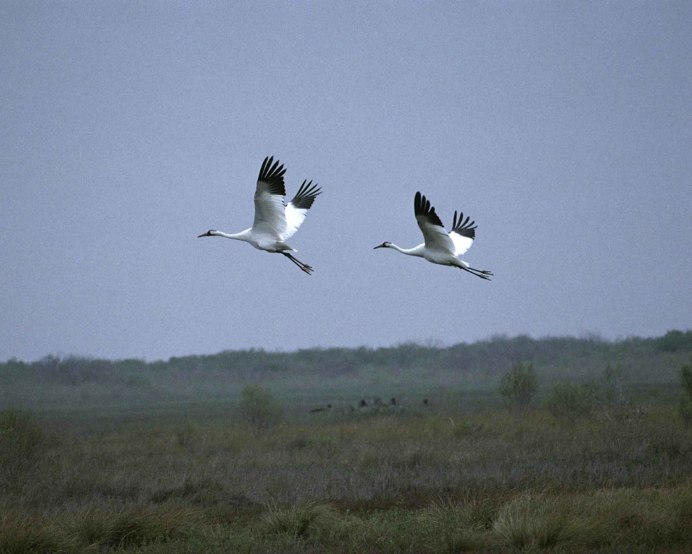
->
xmin=198 ymin=156 xmax=322 ymax=275
xmin=374 ymin=192 xmax=492 ymax=280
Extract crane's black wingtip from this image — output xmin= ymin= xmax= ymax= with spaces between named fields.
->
xmin=450 ymin=209 xmax=477 ymax=239
xmin=414 ymin=191 xmax=443 ymax=227
xmin=258 ymin=155 xmax=287 ymax=195
xmin=290 ymin=180 xmax=322 ymax=210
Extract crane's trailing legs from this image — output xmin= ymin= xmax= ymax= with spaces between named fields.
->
xmin=282 ymin=252 xmax=314 ymax=275
xmin=459 ymin=266 xmax=493 ymax=280
xmin=374 ymin=191 xmax=493 ymax=281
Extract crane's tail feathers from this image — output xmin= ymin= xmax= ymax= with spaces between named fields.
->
xmin=282 ymin=252 xmax=314 ymax=275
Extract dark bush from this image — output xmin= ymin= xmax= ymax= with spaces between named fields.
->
xmin=680 ymin=360 xmax=692 ymax=397
xmin=545 ymin=381 xmax=594 ymax=421
xmin=237 ymin=385 xmax=282 ymax=436
xmin=498 ymin=363 xmax=539 ymax=414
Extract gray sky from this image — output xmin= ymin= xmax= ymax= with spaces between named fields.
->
xmin=1 ymin=1 xmax=690 ymax=362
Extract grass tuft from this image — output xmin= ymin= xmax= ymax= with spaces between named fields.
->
xmin=69 ymin=506 xmax=200 ymax=548
xmin=261 ymin=501 xmax=339 ymax=539
xmin=417 ymin=498 xmax=484 ymax=552
xmin=493 ymin=493 xmax=569 ymax=548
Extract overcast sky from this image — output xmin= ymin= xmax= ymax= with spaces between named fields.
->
xmin=1 ymin=1 xmax=690 ymax=362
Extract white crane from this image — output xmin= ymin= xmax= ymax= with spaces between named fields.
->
xmin=198 ymin=156 xmax=321 ymax=275
xmin=374 ymin=191 xmax=493 ymax=280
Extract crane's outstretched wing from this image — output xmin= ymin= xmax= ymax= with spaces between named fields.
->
xmin=449 ymin=210 xmax=476 ymax=256
xmin=252 ymin=156 xmax=288 ymax=236
xmin=282 ymin=180 xmax=321 ymax=240
xmin=414 ymin=192 xmax=455 ymax=255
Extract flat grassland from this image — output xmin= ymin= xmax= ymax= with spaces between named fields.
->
xmin=1 ymin=334 xmax=691 ymax=552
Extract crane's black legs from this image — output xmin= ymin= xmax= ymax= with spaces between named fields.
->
xmin=459 ymin=266 xmax=493 ymax=280
xmin=282 ymin=252 xmax=314 ymax=275
xmin=469 ymin=266 xmax=493 ymax=277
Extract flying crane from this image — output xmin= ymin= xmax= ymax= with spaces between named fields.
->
xmin=374 ymin=191 xmax=493 ymax=280
xmin=198 ymin=156 xmax=322 ymax=275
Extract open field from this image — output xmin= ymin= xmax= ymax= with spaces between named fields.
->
xmin=1 ymin=332 xmax=691 ymax=552
xmin=2 ymin=405 xmax=692 ymax=553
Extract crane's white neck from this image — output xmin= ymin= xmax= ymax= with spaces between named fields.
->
xmin=211 ymin=229 xmax=251 ymax=241
xmin=388 ymin=243 xmax=424 ymax=257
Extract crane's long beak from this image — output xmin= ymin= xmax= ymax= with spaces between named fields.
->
xmin=197 ymin=232 xmax=209 ymax=238
xmin=373 ymin=243 xmax=385 ymax=249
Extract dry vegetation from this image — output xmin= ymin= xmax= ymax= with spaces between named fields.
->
xmin=1 ymin=332 xmax=691 ymax=552
xmin=1 ymin=404 xmax=691 ymax=552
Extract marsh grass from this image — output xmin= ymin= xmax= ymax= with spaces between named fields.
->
xmin=0 ymin=410 xmax=46 ymax=490
xmin=416 ymin=497 xmax=486 ymax=552
xmin=0 ymin=513 xmax=70 ymax=554
xmin=69 ymin=506 xmax=201 ymax=548
xmin=493 ymin=493 xmax=571 ymax=548
xmin=490 ymin=485 xmax=692 ymax=550
xmin=261 ymin=501 xmax=340 ymax=539
xmin=3 ymin=337 xmax=691 ymax=551
xmin=572 ymin=486 xmax=692 ymax=548
xmin=2 ymin=403 xmax=692 ymax=552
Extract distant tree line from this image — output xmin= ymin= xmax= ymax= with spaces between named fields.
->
xmin=1 ymin=330 xmax=690 ymax=386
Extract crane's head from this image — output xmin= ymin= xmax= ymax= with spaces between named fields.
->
xmin=197 ymin=229 xmax=218 ymax=238
xmin=373 ymin=241 xmax=392 ymax=249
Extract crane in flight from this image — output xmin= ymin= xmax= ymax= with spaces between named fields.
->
xmin=374 ymin=191 xmax=493 ymax=280
xmin=198 ymin=156 xmax=321 ymax=275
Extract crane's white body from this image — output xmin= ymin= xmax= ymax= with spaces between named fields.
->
xmin=375 ymin=191 xmax=492 ymax=280
xmin=198 ymin=156 xmax=321 ymax=274
xmin=199 ymin=229 xmax=290 ymax=252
